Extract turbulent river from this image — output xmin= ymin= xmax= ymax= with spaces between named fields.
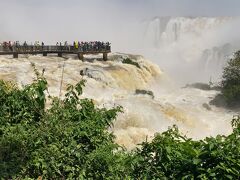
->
xmin=0 ymin=53 xmax=235 ymax=149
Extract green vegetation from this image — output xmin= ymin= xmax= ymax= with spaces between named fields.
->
xmin=122 ymin=58 xmax=141 ymax=68
xmin=221 ymin=51 xmax=240 ymax=106
xmin=130 ymin=121 xmax=240 ymax=179
xmin=0 ymin=68 xmax=240 ymax=179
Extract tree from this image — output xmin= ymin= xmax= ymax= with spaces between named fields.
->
xmin=221 ymin=51 xmax=240 ymax=105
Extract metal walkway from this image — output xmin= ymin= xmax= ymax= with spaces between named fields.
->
xmin=0 ymin=45 xmax=111 ymax=60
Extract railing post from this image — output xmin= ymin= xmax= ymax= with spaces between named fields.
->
xmin=13 ymin=53 xmax=18 ymax=58
xmin=78 ymin=53 xmax=84 ymax=61
xmin=103 ymin=53 xmax=108 ymax=61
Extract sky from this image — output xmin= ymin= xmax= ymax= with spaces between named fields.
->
xmin=1 ymin=0 xmax=240 ymax=83
xmin=0 ymin=0 xmax=240 ymax=44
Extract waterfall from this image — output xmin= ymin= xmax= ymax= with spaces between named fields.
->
xmin=140 ymin=17 xmax=240 ymax=83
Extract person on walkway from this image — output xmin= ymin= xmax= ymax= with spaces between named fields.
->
xmin=15 ymin=41 xmax=20 ymax=51
xmin=23 ymin=41 xmax=28 ymax=51
xmin=64 ymin=41 xmax=69 ymax=51
xmin=75 ymin=41 xmax=78 ymax=50
xmin=56 ymin=42 xmax=59 ymax=51
xmin=42 ymin=42 xmax=44 ymax=51
xmin=73 ymin=41 xmax=76 ymax=50
xmin=9 ymin=41 xmax=13 ymax=51
xmin=60 ymin=42 xmax=62 ymax=51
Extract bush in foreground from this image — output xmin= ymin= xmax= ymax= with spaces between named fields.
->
xmin=0 ymin=76 xmax=126 ymax=179
xmin=0 ymin=75 xmax=239 ymax=179
xmin=130 ymin=119 xmax=240 ymax=179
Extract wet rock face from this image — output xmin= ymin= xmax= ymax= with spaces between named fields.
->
xmin=210 ymin=94 xmax=240 ymax=111
xmin=184 ymin=83 xmax=211 ymax=90
xmin=202 ymin=103 xmax=212 ymax=111
xmin=210 ymin=94 xmax=227 ymax=107
xmin=135 ymin=89 xmax=154 ymax=99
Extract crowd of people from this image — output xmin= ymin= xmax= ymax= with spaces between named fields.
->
xmin=72 ymin=41 xmax=111 ymax=51
xmin=0 ymin=41 xmax=111 ymax=52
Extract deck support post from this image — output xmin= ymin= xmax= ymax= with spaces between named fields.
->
xmin=58 ymin=53 xmax=62 ymax=57
xmin=13 ymin=53 xmax=18 ymax=58
xmin=103 ymin=53 xmax=108 ymax=61
xmin=78 ymin=53 xmax=84 ymax=61
xmin=43 ymin=52 xmax=47 ymax=56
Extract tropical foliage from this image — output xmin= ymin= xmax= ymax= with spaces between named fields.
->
xmin=221 ymin=51 xmax=240 ymax=106
xmin=0 ymin=68 xmax=239 ymax=179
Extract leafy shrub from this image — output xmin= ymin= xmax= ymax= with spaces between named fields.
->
xmin=0 ymin=74 xmax=126 ymax=179
xmin=0 ymin=72 xmax=239 ymax=179
xmin=130 ymin=117 xmax=240 ymax=179
xmin=122 ymin=58 xmax=140 ymax=68
xmin=221 ymin=51 xmax=240 ymax=106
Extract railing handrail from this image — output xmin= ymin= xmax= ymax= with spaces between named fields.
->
xmin=0 ymin=45 xmax=111 ymax=53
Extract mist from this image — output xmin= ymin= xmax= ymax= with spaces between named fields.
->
xmin=1 ymin=0 xmax=240 ymax=84
xmin=1 ymin=0 xmax=240 ymax=42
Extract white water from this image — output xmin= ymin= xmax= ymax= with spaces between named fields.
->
xmin=0 ymin=52 xmax=235 ymax=149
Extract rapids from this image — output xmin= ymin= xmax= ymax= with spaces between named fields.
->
xmin=0 ymin=53 xmax=235 ymax=149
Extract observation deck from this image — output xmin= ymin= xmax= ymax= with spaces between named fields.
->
xmin=0 ymin=45 xmax=111 ymax=61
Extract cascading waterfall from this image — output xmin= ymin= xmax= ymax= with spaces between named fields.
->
xmin=141 ymin=17 xmax=240 ymax=84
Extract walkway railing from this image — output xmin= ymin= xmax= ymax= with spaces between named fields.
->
xmin=0 ymin=45 xmax=111 ymax=53
xmin=0 ymin=45 xmax=111 ymax=60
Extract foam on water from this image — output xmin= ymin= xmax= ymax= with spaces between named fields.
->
xmin=0 ymin=53 xmax=234 ymax=149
